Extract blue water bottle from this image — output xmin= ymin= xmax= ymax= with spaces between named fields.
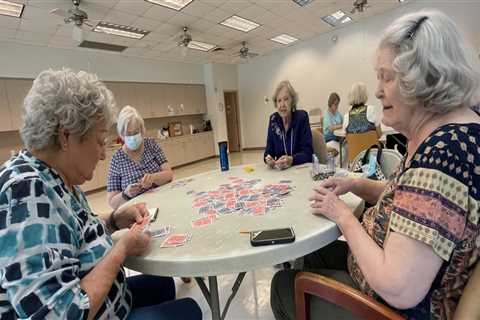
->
xmin=218 ymin=141 xmax=229 ymax=171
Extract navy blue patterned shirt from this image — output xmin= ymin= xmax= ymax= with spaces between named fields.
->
xmin=0 ymin=151 xmax=131 ymax=319
xmin=107 ymin=138 xmax=168 ymax=193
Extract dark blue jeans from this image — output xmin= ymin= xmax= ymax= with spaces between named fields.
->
xmin=127 ymin=275 xmax=202 ymax=320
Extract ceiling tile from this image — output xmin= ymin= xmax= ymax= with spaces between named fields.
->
xmin=166 ymin=12 xmax=199 ymax=27
xmin=27 ymin=0 xmax=70 ymax=11
xmin=102 ymin=9 xmax=139 ymax=26
xmin=87 ymin=0 xmax=119 ymax=9
xmin=202 ymin=7 xmax=231 ymax=23
xmin=236 ymin=4 xmax=269 ymax=21
xmin=15 ymin=30 xmax=52 ymax=45
xmin=19 ymin=20 xmax=59 ymax=34
xmin=131 ymin=16 xmax=163 ymax=31
xmin=190 ymin=18 xmax=216 ymax=32
xmin=0 ymin=16 xmax=20 ymax=30
xmin=114 ymin=0 xmax=152 ymax=16
xmin=181 ymin=1 xmax=217 ymax=18
xmin=142 ymin=4 xmax=176 ymax=21
xmin=218 ymin=0 xmax=253 ymax=14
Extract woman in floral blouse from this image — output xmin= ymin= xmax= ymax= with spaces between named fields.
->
xmin=271 ymin=10 xmax=479 ymax=320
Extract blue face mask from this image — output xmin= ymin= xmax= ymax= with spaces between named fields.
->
xmin=124 ymin=133 xmax=142 ymax=150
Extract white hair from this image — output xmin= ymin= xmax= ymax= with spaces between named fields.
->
xmin=116 ymin=105 xmax=145 ymax=138
xmin=20 ymin=69 xmax=116 ymax=150
xmin=348 ymin=82 xmax=368 ymax=106
xmin=378 ymin=9 xmax=480 ymax=113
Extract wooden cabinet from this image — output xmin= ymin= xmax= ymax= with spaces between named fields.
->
xmin=185 ymin=85 xmax=207 ymax=115
xmin=0 ymin=80 xmax=13 ymax=132
xmin=149 ymin=83 xmax=168 ymax=118
xmin=107 ymin=82 xmax=138 ymax=113
xmin=4 ymin=79 xmax=32 ymax=130
xmin=132 ymin=83 xmax=153 ymax=118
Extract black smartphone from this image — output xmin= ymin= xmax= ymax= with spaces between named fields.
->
xmin=250 ymin=227 xmax=295 ymax=246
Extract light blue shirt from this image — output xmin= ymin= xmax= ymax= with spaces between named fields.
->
xmin=323 ymin=111 xmax=343 ymax=142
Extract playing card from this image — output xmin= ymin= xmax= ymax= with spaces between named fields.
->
xmin=192 ymin=216 xmax=215 ymax=227
xmin=160 ymin=233 xmax=192 ymax=248
xmin=150 ymin=225 xmax=171 ymax=238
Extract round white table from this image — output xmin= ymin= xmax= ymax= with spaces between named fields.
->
xmin=122 ymin=163 xmax=363 ymax=320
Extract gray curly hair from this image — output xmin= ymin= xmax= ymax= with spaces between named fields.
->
xmin=20 ymin=69 xmax=116 ymax=150
xmin=379 ymin=10 xmax=480 ymax=113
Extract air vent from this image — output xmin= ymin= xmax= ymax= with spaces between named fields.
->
xmin=78 ymin=40 xmax=127 ymax=52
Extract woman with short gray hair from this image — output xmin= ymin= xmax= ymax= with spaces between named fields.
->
xmin=271 ymin=10 xmax=480 ymax=320
xmin=343 ymin=82 xmax=381 ymax=135
xmin=0 ymin=69 xmax=201 ymax=320
xmin=107 ymin=105 xmax=173 ymax=210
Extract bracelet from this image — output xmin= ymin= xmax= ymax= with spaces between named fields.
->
xmin=108 ymin=211 xmax=120 ymax=231
xmin=121 ymin=190 xmax=132 ymax=201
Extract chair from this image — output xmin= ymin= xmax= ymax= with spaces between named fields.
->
xmin=351 ymin=148 xmax=403 ymax=179
xmin=311 ymin=128 xmax=328 ymax=164
xmin=346 ymin=131 xmax=379 ymax=165
xmin=295 ymin=262 xmax=480 ymax=320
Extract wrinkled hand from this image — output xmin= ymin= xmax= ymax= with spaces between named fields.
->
xmin=309 ymin=185 xmax=352 ymax=225
xmin=265 ymin=154 xmax=276 ymax=168
xmin=275 ymin=155 xmax=293 ymax=170
xmin=113 ymin=202 xmax=149 ymax=229
xmin=118 ymin=215 xmax=151 ymax=257
xmin=320 ymin=177 xmax=354 ymax=196
xmin=124 ymin=183 xmax=142 ymax=198
xmin=140 ymin=173 xmax=155 ymax=189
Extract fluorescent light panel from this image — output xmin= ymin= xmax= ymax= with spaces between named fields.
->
xmin=94 ymin=22 xmax=150 ymax=39
xmin=270 ymin=34 xmax=298 ymax=45
xmin=144 ymin=0 xmax=193 ymax=11
xmin=187 ymin=40 xmax=216 ymax=52
xmin=220 ymin=15 xmax=260 ymax=33
xmin=0 ymin=0 xmax=24 ymax=18
xmin=321 ymin=10 xmax=353 ymax=27
xmin=292 ymin=0 xmax=314 ymax=6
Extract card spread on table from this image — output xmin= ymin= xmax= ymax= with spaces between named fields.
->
xmin=160 ymin=233 xmax=192 ymax=248
xmin=191 ymin=215 xmax=215 ymax=227
xmin=150 ymin=225 xmax=172 ymax=238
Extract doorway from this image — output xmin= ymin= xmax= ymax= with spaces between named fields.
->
xmin=224 ymin=91 xmax=241 ymax=152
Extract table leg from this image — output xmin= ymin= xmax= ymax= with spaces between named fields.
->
xmin=194 ymin=272 xmax=247 ymax=320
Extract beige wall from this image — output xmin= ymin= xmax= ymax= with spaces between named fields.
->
xmin=237 ymin=1 xmax=480 ymax=148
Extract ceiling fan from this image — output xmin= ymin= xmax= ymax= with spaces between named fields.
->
xmin=351 ymin=0 xmax=369 ymax=13
xmin=234 ymin=42 xmax=259 ymax=59
xmin=177 ymin=26 xmax=192 ymax=47
xmin=50 ymin=0 xmax=94 ymax=42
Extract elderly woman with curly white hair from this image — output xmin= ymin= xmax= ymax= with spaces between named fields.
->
xmin=0 ymin=69 xmax=202 ymax=320
xmin=107 ymin=106 xmax=173 ymax=210
xmin=271 ymin=10 xmax=479 ymax=320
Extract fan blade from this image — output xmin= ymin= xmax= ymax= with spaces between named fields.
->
xmin=50 ymin=8 xmax=69 ymax=18
xmin=83 ymin=20 xmax=95 ymax=28
xmin=248 ymin=52 xmax=259 ymax=58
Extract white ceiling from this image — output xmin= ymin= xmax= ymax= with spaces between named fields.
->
xmin=0 ymin=0 xmax=406 ymax=64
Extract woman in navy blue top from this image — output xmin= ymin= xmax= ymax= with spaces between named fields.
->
xmin=264 ymin=80 xmax=313 ymax=169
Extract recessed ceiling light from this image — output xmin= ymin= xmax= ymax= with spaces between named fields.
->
xmin=144 ymin=0 xmax=193 ymax=11
xmin=94 ymin=22 xmax=150 ymax=39
xmin=322 ymin=10 xmax=353 ymax=27
xmin=292 ymin=0 xmax=314 ymax=6
xmin=187 ymin=40 xmax=216 ymax=52
xmin=220 ymin=15 xmax=260 ymax=33
xmin=0 ymin=0 xmax=24 ymax=18
xmin=270 ymin=34 xmax=298 ymax=45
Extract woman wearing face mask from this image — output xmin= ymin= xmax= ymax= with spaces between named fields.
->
xmin=264 ymin=80 xmax=313 ymax=169
xmin=107 ymin=106 xmax=173 ymax=210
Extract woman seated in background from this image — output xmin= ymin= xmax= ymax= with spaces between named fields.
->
xmin=322 ymin=92 xmax=343 ymax=143
xmin=322 ymin=92 xmax=343 ymax=163
xmin=343 ymin=82 xmax=381 ymax=136
xmin=0 ymin=69 xmax=201 ymax=320
xmin=107 ymin=106 xmax=173 ymax=210
xmin=271 ymin=10 xmax=479 ymax=320
xmin=264 ymin=80 xmax=313 ymax=169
